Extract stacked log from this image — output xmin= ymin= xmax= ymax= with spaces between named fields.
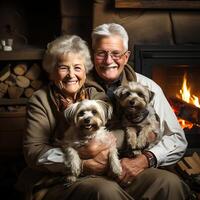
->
xmin=0 ymin=62 xmax=44 ymax=99
xmin=177 ymin=152 xmax=200 ymax=175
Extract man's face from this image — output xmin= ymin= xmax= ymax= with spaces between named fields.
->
xmin=94 ymin=35 xmax=130 ymax=83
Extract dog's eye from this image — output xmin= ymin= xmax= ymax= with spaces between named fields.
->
xmin=124 ymin=91 xmax=131 ymax=97
xmin=78 ymin=111 xmax=84 ymax=117
xmin=92 ymin=110 xmax=97 ymax=115
xmin=137 ymin=92 xmax=144 ymax=98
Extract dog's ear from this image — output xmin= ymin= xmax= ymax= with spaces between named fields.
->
xmin=63 ymin=102 xmax=79 ymax=123
xmin=96 ymin=100 xmax=113 ymax=120
xmin=113 ymin=86 xmax=124 ymax=98
xmin=149 ymin=90 xmax=155 ymax=103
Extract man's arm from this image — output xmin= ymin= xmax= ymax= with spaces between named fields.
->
xmin=136 ymin=73 xmax=188 ymax=166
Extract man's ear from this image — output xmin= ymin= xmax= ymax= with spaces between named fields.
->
xmin=124 ymin=51 xmax=131 ymax=64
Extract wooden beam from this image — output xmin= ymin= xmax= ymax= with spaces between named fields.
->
xmin=115 ymin=0 xmax=200 ymax=9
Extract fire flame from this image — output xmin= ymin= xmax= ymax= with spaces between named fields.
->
xmin=176 ymin=73 xmax=200 ymax=129
xmin=178 ymin=74 xmax=200 ymax=108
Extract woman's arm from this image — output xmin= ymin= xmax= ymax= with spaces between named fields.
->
xmin=23 ymin=90 xmax=67 ymax=174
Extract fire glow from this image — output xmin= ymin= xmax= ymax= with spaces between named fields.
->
xmin=176 ymin=74 xmax=200 ymax=129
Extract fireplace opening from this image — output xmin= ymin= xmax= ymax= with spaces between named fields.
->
xmin=134 ymin=45 xmax=200 ymax=149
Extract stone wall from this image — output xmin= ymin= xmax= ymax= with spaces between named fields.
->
xmin=93 ymin=0 xmax=200 ymax=60
xmin=61 ymin=0 xmax=200 ymax=60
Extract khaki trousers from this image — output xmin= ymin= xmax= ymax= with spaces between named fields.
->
xmin=37 ymin=168 xmax=190 ymax=200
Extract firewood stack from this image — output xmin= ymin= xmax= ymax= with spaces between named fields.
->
xmin=0 ymin=63 xmax=44 ymax=99
xmin=177 ymin=152 xmax=200 ymax=175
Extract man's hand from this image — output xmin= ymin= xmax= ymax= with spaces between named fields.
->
xmin=117 ymin=154 xmax=149 ymax=186
xmin=148 ymin=131 xmax=157 ymax=143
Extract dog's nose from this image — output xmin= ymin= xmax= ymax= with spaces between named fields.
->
xmin=129 ymin=100 xmax=135 ymax=106
xmin=84 ymin=118 xmax=90 ymax=124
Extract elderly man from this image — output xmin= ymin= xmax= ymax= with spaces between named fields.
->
xmin=83 ymin=23 xmax=190 ymax=200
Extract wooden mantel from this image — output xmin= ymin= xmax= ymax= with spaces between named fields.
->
xmin=115 ymin=0 xmax=200 ymax=9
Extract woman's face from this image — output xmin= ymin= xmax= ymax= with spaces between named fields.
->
xmin=51 ymin=52 xmax=86 ymax=97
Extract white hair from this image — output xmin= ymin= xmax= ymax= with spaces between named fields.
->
xmin=43 ymin=35 xmax=93 ymax=74
xmin=92 ymin=23 xmax=129 ymax=50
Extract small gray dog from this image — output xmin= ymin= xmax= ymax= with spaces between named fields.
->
xmin=59 ymin=99 xmax=122 ymax=183
xmin=114 ymin=81 xmax=160 ymax=156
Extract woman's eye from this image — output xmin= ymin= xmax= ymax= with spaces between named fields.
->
xmin=58 ymin=66 xmax=67 ymax=71
xmin=74 ymin=65 xmax=82 ymax=71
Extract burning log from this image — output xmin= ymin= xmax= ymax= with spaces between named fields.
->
xmin=169 ymin=97 xmax=200 ymax=126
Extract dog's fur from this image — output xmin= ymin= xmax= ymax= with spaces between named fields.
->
xmin=114 ymin=81 xmax=160 ymax=156
xmin=59 ymin=99 xmax=122 ymax=183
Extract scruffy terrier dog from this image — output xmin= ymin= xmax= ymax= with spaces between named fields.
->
xmin=114 ymin=81 xmax=160 ymax=156
xmin=60 ymin=99 xmax=122 ymax=183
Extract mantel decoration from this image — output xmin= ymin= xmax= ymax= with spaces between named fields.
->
xmin=115 ymin=0 xmax=200 ymax=9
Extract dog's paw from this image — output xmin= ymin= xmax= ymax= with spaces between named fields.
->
xmin=70 ymin=159 xmax=81 ymax=177
xmin=109 ymin=149 xmax=122 ymax=176
xmin=137 ymin=130 xmax=148 ymax=149
xmin=65 ymin=175 xmax=77 ymax=183
xmin=133 ymin=150 xmax=142 ymax=156
xmin=126 ymin=127 xmax=137 ymax=149
xmin=111 ymin=163 xmax=122 ymax=176
xmin=64 ymin=147 xmax=82 ymax=177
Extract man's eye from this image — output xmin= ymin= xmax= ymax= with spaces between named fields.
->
xmin=112 ymin=52 xmax=121 ymax=57
xmin=97 ymin=51 xmax=105 ymax=56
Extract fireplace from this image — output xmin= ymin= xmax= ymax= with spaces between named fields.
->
xmin=134 ymin=45 xmax=200 ymax=149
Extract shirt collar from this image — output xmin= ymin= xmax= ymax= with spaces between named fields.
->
xmin=93 ymin=69 xmax=122 ymax=89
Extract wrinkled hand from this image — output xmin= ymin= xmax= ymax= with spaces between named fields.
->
xmin=78 ymin=133 xmax=116 ymax=159
xmin=117 ymin=154 xmax=149 ymax=187
xmin=82 ymin=149 xmax=110 ymax=175
xmin=148 ymin=131 xmax=157 ymax=143
xmin=78 ymin=133 xmax=116 ymax=175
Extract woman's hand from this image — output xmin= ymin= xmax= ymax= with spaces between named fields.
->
xmin=79 ymin=133 xmax=116 ymax=175
xmin=78 ymin=133 xmax=116 ymax=159
xmin=82 ymin=149 xmax=110 ymax=175
xmin=117 ymin=154 xmax=149 ymax=187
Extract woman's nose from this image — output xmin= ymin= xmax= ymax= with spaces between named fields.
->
xmin=67 ymin=68 xmax=75 ymax=77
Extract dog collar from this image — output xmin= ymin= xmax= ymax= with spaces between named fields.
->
xmin=126 ymin=109 xmax=149 ymax=124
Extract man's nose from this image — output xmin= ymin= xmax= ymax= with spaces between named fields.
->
xmin=104 ymin=53 xmax=114 ymax=64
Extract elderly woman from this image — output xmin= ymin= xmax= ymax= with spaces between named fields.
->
xmin=16 ymin=35 xmax=133 ymax=200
